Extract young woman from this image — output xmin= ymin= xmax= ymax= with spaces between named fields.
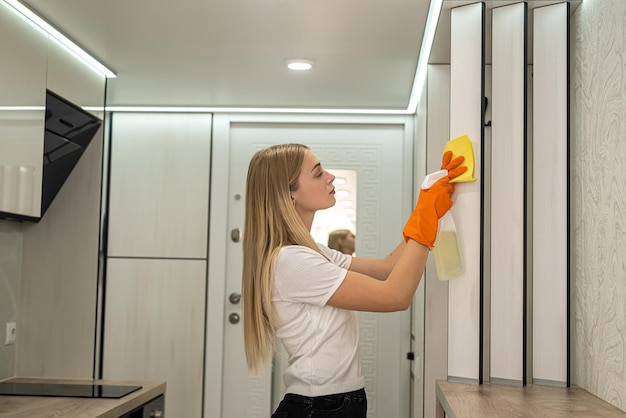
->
xmin=242 ymin=143 xmax=465 ymax=417
xmin=327 ymin=229 xmax=356 ymax=255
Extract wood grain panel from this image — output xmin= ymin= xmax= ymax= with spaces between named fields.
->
xmin=436 ymin=380 xmax=626 ymax=417
xmin=490 ymin=2 xmax=527 ymax=386
xmin=448 ymin=2 xmax=484 ymax=384
xmin=571 ymin=0 xmax=626 ymax=410
xmin=532 ymin=2 xmax=569 ymax=386
xmin=1 ymin=377 xmax=165 ymax=418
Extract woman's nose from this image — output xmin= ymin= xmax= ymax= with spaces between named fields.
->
xmin=327 ymin=171 xmax=336 ymax=183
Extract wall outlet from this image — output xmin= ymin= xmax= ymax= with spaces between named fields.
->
xmin=5 ymin=322 xmax=16 ymax=345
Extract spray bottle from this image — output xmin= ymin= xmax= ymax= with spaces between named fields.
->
xmin=420 ymin=169 xmax=463 ymax=281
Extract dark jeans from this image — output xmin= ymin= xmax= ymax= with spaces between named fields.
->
xmin=271 ymin=388 xmax=367 ymax=418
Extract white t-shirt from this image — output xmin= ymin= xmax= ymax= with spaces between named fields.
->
xmin=272 ymin=243 xmax=365 ymax=397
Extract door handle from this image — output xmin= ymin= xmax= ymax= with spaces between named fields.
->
xmin=231 ymin=228 xmax=242 ymax=243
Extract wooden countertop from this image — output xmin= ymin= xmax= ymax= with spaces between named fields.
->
xmin=0 ymin=377 xmax=166 ymax=418
xmin=436 ymin=380 xmax=626 ymax=418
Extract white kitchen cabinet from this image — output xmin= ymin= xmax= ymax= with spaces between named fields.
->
xmin=0 ymin=6 xmax=48 ymax=108
xmin=0 ymin=5 xmax=106 ymax=220
xmin=0 ymin=5 xmax=47 ymax=218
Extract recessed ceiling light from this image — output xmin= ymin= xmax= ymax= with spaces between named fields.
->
xmin=334 ymin=177 xmax=347 ymax=185
xmin=285 ymin=59 xmax=315 ymax=71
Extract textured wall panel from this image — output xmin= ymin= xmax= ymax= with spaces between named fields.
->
xmin=571 ymin=0 xmax=626 ymax=411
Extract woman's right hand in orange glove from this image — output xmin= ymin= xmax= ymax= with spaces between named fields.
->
xmin=402 ymin=151 xmax=467 ymax=248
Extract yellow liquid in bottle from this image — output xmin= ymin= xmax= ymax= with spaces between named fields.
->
xmin=433 ymin=230 xmax=463 ymax=281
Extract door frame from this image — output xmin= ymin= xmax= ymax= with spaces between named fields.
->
xmin=204 ymin=112 xmax=417 ymax=418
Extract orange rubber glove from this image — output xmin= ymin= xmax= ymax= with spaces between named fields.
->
xmin=403 ymin=151 xmax=467 ymax=247
xmin=440 ymin=150 xmax=468 ymax=179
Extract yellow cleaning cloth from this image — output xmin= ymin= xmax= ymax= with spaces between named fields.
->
xmin=444 ymin=134 xmax=477 ymax=183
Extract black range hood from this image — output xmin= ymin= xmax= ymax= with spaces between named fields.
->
xmin=41 ymin=90 xmax=102 ymax=218
xmin=0 ymin=90 xmax=102 ymax=222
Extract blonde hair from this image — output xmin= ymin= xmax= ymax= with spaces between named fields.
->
xmin=327 ymin=229 xmax=352 ymax=253
xmin=242 ymin=143 xmax=323 ymax=371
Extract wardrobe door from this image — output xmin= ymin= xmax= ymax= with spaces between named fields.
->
xmin=103 ymin=258 xmax=206 ymax=418
xmin=447 ymin=1 xmax=485 ymax=385
xmin=107 ymin=113 xmax=212 ymax=258
xmin=490 ymin=2 xmax=527 ymax=387
xmin=532 ymin=2 xmax=570 ymax=387
xmin=104 ymin=112 xmax=212 ymax=417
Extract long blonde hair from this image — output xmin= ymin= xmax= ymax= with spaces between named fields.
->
xmin=242 ymin=143 xmax=323 ymax=371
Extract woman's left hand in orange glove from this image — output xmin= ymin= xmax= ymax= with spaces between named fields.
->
xmin=402 ymin=152 xmax=467 ymax=247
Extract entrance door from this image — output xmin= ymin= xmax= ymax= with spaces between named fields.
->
xmin=210 ymin=114 xmax=415 ymax=418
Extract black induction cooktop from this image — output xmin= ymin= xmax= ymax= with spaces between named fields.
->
xmin=0 ymin=381 xmax=142 ymax=399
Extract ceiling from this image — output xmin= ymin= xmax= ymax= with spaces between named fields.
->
xmin=20 ymin=0 xmax=579 ymax=111
xmin=22 ymin=0 xmax=431 ymax=110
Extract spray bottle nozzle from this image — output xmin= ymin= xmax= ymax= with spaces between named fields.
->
xmin=421 ymin=169 xmax=448 ymax=190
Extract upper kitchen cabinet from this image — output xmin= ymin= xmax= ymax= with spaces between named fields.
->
xmin=0 ymin=5 xmax=47 ymax=219
xmin=107 ymin=113 xmax=212 ymax=259
xmin=0 ymin=3 xmax=105 ymax=221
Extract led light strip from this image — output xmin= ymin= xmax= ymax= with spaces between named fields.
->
xmin=407 ymin=0 xmax=443 ymax=114
xmin=104 ymin=106 xmax=412 ymax=114
xmin=1 ymin=0 xmax=116 ymax=78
